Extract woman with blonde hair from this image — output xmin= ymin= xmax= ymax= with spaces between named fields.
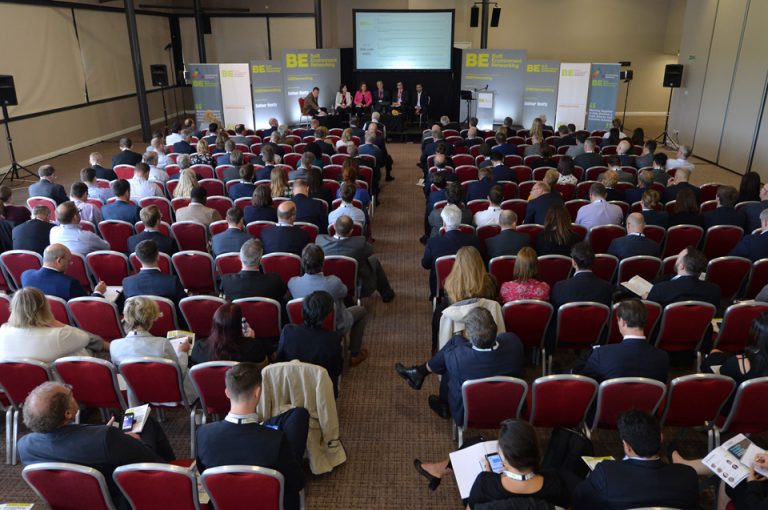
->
xmin=337 ymin=128 xmax=354 ymax=151
xmin=529 ymin=117 xmax=544 ymax=141
xmin=213 ymin=131 xmax=229 ymax=154
xmin=270 ymin=167 xmax=291 ymax=198
xmin=500 ymin=247 xmax=550 ymax=302
xmin=444 ymin=246 xmax=497 ymax=304
xmin=173 ymin=169 xmax=199 ymax=199
xmin=190 ymin=139 xmax=215 ymax=166
xmin=0 ymin=287 xmax=104 ymax=362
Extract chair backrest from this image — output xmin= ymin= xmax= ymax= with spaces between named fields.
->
xmin=207 ymin=196 xmax=234 ymax=219
xmin=591 ymin=377 xmax=667 ymax=431
xmin=655 ymin=300 xmax=716 ymax=353
xmin=113 ymin=463 xmax=200 ymax=510
xmin=606 ymin=300 xmax=662 ymax=344
xmin=643 ymin=225 xmax=666 ymax=245
xmin=54 ymin=357 xmax=127 ymax=410
xmin=589 ymin=225 xmax=626 ymax=254
xmin=285 ymin=297 xmax=335 ymax=331
xmin=515 ymin=224 xmax=543 ymax=246
xmin=564 ymin=199 xmax=589 ymax=222
xmin=500 ymin=199 xmax=527 ymax=220
xmin=235 ymin=297 xmax=282 ymax=339
xmin=171 ymin=221 xmax=208 ymax=252
xmin=617 ymin=255 xmax=662 ymax=284
xmin=720 ymin=376 xmax=768 ymax=435
xmin=23 ymin=462 xmax=116 ymax=510
xmin=715 ymin=302 xmax=768 ymax=352
xmin=209 ymin=220 xmax=229 ymax=237
xmin=435 ymin=255 xmax=456 ymax=296
xmin=65 ymin=252 xmax=93 ymax=292
xmin=528 ymin=375 xmax=598 ymax=428
xmin=215 ymin=252 xmax=242 ymax=276
xmin=246 ymin=221 xmax=277 ymax=239
xmin=261 ymin=252 xmax=302 ymax=285
xmin=703 ymin=225 xmax=744 ymax=259
xmin=26 ymin=196 xmax=56 ymax=216
xmin=591 ymin=253 xmax=619 ymax=281
xmin=744 ymin=258 xmax=768 ymax=299
xmin=0 ymin=358 xmax=53 ymax=407
xmin=179 ymin=296 xmax=227 ymax=338
xmin=190 ymin=361 xmax=238 ymax=416
xmin=323 ymin=256 xmax=358 ymax=302
xmin=67 ymin=297 xmax=124 ymax=341
xmin=86 ymin=251 xmax=131 ymax=286
xmin=201 ymin=465 xmax=283 ymax=510
xmin=190 ymin=164 xmax=214 ymax=179
xmin=537 ymin=255 xmax=573 ymax=288
xmin=556 ymin=302 xmax=610 ymax=350
xmin=138 ymin=197 xmax=174 ymax=224
xmin=0 ymin=293 xmax=11 ymax=325
xmin=489 ymin=256 xmax=516 ymax=290
xmin=659 ymin=374 xmax=735 ymax=428
xmin=97 ymin=220 xmax=135 ymax=253
xmin=119 ymin=357 xmax=189 ymax=407
xmin=502 ymin=300 xmax=553 ymax=349
xmin=0 ymin=250 xmax=43 ymax=289
xmin=706 ymin=256 xmax=752 ymax=302
xmin=129 ymin=251 xmax=172 ymax=275
xmin=663 ymin=224 xmax=704 ymax=258
xmin=172 ymin=251 xmax=216 ymax=294
xmin=462 ymin=376 xmax=528 ymax=429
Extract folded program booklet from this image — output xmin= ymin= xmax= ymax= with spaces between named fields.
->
xmin=621 ymin=275 xmax=653 ymax=299
xmin=703 ymin=434 xmax=768 ymax=488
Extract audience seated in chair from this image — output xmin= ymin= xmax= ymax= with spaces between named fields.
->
xmin=191 ymin=303 xmax=270 ymax=367
xmin=500 ymin=247 xmax=550 ymax=303
xmin=143 ymin=150 xmax=168 ymax=184
xmin=473 ymin=185 xmax=504 ymax=228
xmin=175 ymin=186 xmax=222 ymax=227
xmin=536 ymin=204 xmax=580 ymax=257
xmin=89 ymin=151 xmax=117 ymax=181
xmin=51 ymin=201 xmax=110 ymax=256
xmin=102 ymin=179 xmax=141 ymax=225
xmin=525 ymin=181 xmax=564 ymax=225
xmin=69 ymin=182 xmax=102 ymax=224
xmin=489 ymin=150 xmax=515 ymax=183
xmin=646 ymin=247 xmax=720 ymax=308
xmin=329 ymin=182 xmax=367 ymax=229
xmin=640 ymin=189 xmax=669 ymax=228
xmin=703 ymin=185 xmax=747 ymax=230
xmin=212 ymin=207 xmax=252 ymax=258
xmin=244 ymin=186 xmax=278 ymax=224
xmin=607 ymin=212 xmax=661 ymax=260
xmin=122 ymin=239 xmax=186 ymax=311
xmin=12 ymin=205 xmax=55 ymax=256
xmin=730 ymin=208 xmax=768 ymax=261
xmin=663 ymin=167 xmax=700 ymax=204
xmin=21 ymin=244 xmax=107 ymax=301
xmin=485 ymin=210 xmax=530 ymax=260
xmin=551 ymin=242 xmax=614 ymax=310
xmin=29 ymin=164 xmax=68 ymax=205
xmin=111 ymin=137 xmax=143 ymax=167
xmin=220 ymin=238 xmax=288 ymax=304
xmin=575 ymin=182 xmax=623 ymax=231
xmin=128 ymin=163 xmax=162 ymax=201
xmin=127 ymin=205 xmax=178 ymax=256
xmin=228 ymin=165 xmax=257 ymax=201
xmin=291 ymin=179 xmax=328 ymax=234
xmin=428 ymin=183 xmax=472 ymax=238
xmin=261 ymin=201 xmax=311 ymax=255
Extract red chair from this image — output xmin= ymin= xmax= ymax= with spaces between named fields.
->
xmin=518 ymin=180 xmax=536 ymax=199
xmin=207 ymin=196 xmax=234 ymax=220
xmin=171 ymin=221 xmax=208 ymax=252
xmin=662 ymin=224 xmax=704 ymax=258
xmin=113 ymin=463 xmax=200 ymax=510
xmin=554 ymin=183 xmax=576 ymax=200
xmin=476 ymin=225 xmax=501 ymax=243
xmin=654 ymin=301 xmax=716 ymax=369
xmin=553 ymin=302 xmax=610 ymax=373
xmin=590 ymin=377 xmax=666 ymax=431
xmin=617 ymin=255 xmax=662 ymax=283
xmin=702 ymin=225 xmax=744 ymax=259
xmin=699 ymin=183 xmax=721 ymax=203
xmin=591 ymin=253 xmax=618 ymax=281
xmin=261 ymin=252 xmax=302 ymax=285
xmin=576 ymin=181 xmax=598 ymax=200
xmin=606 ymin=300 xmax=662 ymax=344
xmin=744 ymin=258 xmax=768 ymax=299
xmin=283 ymin=153 xmax=302 ymax=168
xmin=190 ymin=164 xmax=214 ymax=179
xmin=324 ymin=256 xmax=359 ymax=305
xmin=136 ymin=296 xmax=179 ymax=337
xmin=511 ymin=165 xmax=532 ymax=183
xmin=466 ymin=199 xmax=490 ymax=215
xmin=452 ymin=154 xmax=474 ymax=166
xmin=246 ymin=221 xmax=277 ymax=239
xmin=516 ymin=224 xmax=544 ymax=247
xmin=609 ymin=200 xmax=630 ymax=218
xmin=0 ymin=293 xmax=10 ymax=325
xmin=130 ymin=252 xmax=172 ymax=274
xmin=209 ymin=220 xmax=228 ymax=237
xmin=23 ymin=462 xmax=116 ymax=510
xmin=537 ymin=255 xmax=572 ymax=288
xmin=497 ymin=181 xmax=518 ymax=200
xmin=589 ymin=225 xmax=626 ymax=253
xmin=86 ymin=251 xmax=131 ymax=285
xmin=0 ymin=250 xmax=42 ymax=289
xmin=525 ymin=375 xmax=598 ymax=427
xmin=54 ymin=357 xmax=127 ymax=417
xmin=434 ymin=255 xmax=456 ymax=309
xmin=26 ymin=196 xmax=56 ymax=216
xmin=98 ymin=220 xmax=134 ymax=253
xmin=66 ymin=252 xmax=93 ymax=292
xmin=171 ymin=197 xmax=190 ymax=211
xmin=502 ymin=300 xmax=553 ymax=374
xmin=134 ymin=220 xmax=172 ymax=237
xmin=295 ymin=222 xmax=319 ymax=241
xmin=585 ymin=166 xmax=608 ymax=181
xmin=215 ymin=252 xmax=241 ymax=276
xmin=197 ymin=179 xmax=225 ymax=198
xmin=439 ymin=224 xmax=475 ymax=236
xmin=172 ymin=251 xmax=216 ymax=294
xmin=457 ymin=376 xmax=528 ymax=446
xmin=564 ymin=200 xmax=589 ymax=222
xmin=139 ymin=197 xmax=174 ymax=224
xmin=179 ymin=296 xmax=226 ymax=337
xmin=0 ymin=359 xmax=53 ymax=464
xmin=286 ymin=297 xmax=335 ymax=330
xmin=67 ymin=297 xmax=124 ymax=341
xmin=706 ymin=256 xmax=752 ymax=302
xmin=643 ymin=225 xmax=666 ymax=245
xmin=714 ymin=302 xmax=768 ymax=353
xmin=699 ymin=199 xmax=718 ymax=214
xmin=114 ymin=164 xmax=136 ymax=179
xmin=190 ymin=360 xmax=238 ymax=427
xmin=215 ymin=165 xmax=235 ymax=181
xmin=489 ymin=256 xmax=516 ymax=290
xmin=235 ymin=297 xmax=282 ymax=340
xmin=456 ymin=165 xmax=479 ymax=182
xmin=202 ymin=465 xmax=284 ymax=510
xmin=658 ymin=374 xmax=735 ymax=429
xmin=500 ymin=199 xmax=527 ymax=220
xmin=711 ymin=377 xmax=768 ymax=448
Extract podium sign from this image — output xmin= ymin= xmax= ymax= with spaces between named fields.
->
xmin=476 ymin=91 xmax=495 ymax=131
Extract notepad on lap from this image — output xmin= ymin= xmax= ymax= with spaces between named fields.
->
xmin=621 ymin=275 xmax=653 ymax=298
xmin=449 ymin=440 xmax=499 ymax=499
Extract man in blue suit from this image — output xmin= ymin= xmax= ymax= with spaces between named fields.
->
xmin=291 ymin=179 xmax=327 ymax=234
xmin=395 ymin=308 xmax=524 ymax=422
xmin=359 ymin=131 xmax=384 ymax=194
xmin=489 ymin=151 xmax=516 ymax=182
xmin=524 ymin=181 xmax=564 ymax=224
xmin=647 ymin=247 xmax=720 ymax=308
xmin=573 ymin=410 xmax=699 ymax=510
xmin=102 ymin=179 xmax=140 ymax=225
xmin=703 ymin=185 xmax=747 ymax=230
xmin=126 ymin=205 xmax=177 ymax=256
xmin=21 ymin=244 xmax=107 ymax=300
xmin=12 ymin=206 xmax=55 ymax=256
xmin=28 ymin=165 xmax=68 ymax=205
xmin=121 ymin=239 xmax=186 ymax=311
xmin=464 ymin=167 xmax=494 ymax=202
xmin=572 ymin=299 xmax=669 ymax=383
xmin=607 ymin=213 xmax=661 ymax=260
xmin=211 ymin=207 xmax=252 ymax=258
xmin=489 ymin=132 xmax=517 ymax=157
xmin=730 ymin=207 xmax=768 ymax=261
xmin=171 ymin=131 xmax=194 ymax=155
xmin=260 ymin=201 xmax=311 ymax=255
xmin=551 ymin=242 xmax=614 ymax=309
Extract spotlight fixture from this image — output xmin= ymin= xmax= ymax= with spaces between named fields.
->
xmin=470 ymin=6 xmax=479 ymax=27
xmin=490 ymin=7 xmax=501 ymax=27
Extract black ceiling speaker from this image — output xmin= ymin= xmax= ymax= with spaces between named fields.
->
xmin=470 ymin=6 xmax=479 ymax=27
xmin=490 ymin=7 xmax=501 ymax=27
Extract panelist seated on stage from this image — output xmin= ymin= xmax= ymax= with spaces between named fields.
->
xmin=413 ymin=83 xmax=429 ymax=120
xmin=353 ymin=82 xmax=373 ymax=115
xmin=373 ymin=80 xmax=391 ymax=113
xmin=391 ymin=81 xmax=409 ymax=113
xmin=302 ymin=87 xmax=326 ymax=116
xmin=335 ymin=84 xmax=353 ymax=114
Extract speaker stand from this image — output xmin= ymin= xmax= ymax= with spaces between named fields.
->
xmin=159 ymin=84 xmax=169 ymax=130
xmin=653 ymin=88 xmax=678 ymax=150
xmin=0 ymin=104 xmax=37 ymax=186
xmin=621 ymin=79 xmax=632 ymax=129
xmin=462 ymin=96 xmax=475 ymax=128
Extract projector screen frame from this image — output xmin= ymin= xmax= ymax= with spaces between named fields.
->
xmin=352 ymin=9 xmax=456 ymax=72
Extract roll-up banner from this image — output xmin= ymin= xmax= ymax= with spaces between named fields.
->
xmin=555 ymin=63 xmax=591 ymax=130
xmin=586 ymin=63 xmax=621 ymax=131
xmin=523 ymin=60 xmax=560 ymax=129
xmin=460 ymin=49 xmax=527 ymax=126
xmin=282 ymin=49 xmax=341 ymax=125
xmin=251 ymin=60 xmax=286 ymax=130
xmin=188 ymin=64 xmax=224 ymax=128
xmin=219 ymin=63 xmax=254 ymax=130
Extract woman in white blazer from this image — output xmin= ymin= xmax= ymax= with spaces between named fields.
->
xmin=335 ymin=84 xmax=353 ymax=114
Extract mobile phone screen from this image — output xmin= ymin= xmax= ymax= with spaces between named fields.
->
xmin=486 ymin=453 xmax=504 ymax=474
xmin=122 ymin=412 xmax=135 ymax=431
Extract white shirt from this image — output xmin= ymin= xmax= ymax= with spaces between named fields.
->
xmin=473 ymin=206 xmax=502 ymax=227
xmin=72 ymin=198 xmax=103 ymax=224
xmin=575 ymin=199 xmax=624 ymax=231
xmin=50 ymin=224 xmax=110 ymax=255
xmin=328 ymin=202 xmax=366 ymax=227
xmin=149 ymin=166 xmax=169 ymax=184
xmin=129 ymin=177 xmax=163 ymax=201
xmin=87 ymin=184 xmax=114 ymax=203
xmin=666 ymin=158 xmax=695 ymax=172
xmin=0 ymin=324 xmax=91 ymax=362
xmin=165 ymin=133 xmax=182 ymax=146
xmin=416 ymin=91 xmax=422 ymax=107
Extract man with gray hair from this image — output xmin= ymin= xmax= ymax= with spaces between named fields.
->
xmin=172 ymin=130 xmax=194 ymax=154
xmin=50 ymin=201 xmax=110 ymax=255
xmin=730 ymin=208 xmax=768 ymax=262
xmin=574 ymin=139 xmax=605 ymax=170
xmin=21 ymin=243 xmax=107 ymax=300
xmin=143 ymin=151 xmax=168 ymax=184
xmin=89 ymin=151 xmax=117 ymax=181
xmin=666 ymin=145 xmax=695 ymax=172
xmin=29 ymin=165 xmax=68 ymax=205
xmin=663 ymin=167 xmax=700 ymax=203
xmin=422 ymin=204 xmax=482 ymax=298
xmin=607 ymin=212 xmax=661 ymax=260
xmin=12 ymin=205 xmax=55 ymax=255
xmin=220 ymin=238 xmax=288 ymax=304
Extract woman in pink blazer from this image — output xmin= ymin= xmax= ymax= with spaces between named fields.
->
xmin=353 ymin=82 xmax=373 ymax=117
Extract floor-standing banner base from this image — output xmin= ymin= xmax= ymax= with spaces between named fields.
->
xmin=283 ymin=49 xmax=341 ymax=125
xmin=460 ymin=49 xmax=527 ymax=126
xmin=188 ymin=64 xmax=224 ymax=128
xmin=555 ymin=63 xmax=591 ymax=130
xmin=523 ymin=60 xmax=560 ymax=129
xmin=220 ymin=63 xmax=254 ymax=130
xmin=586 ymin=64 xmax=621 ymax=132
xmin=251 ymin=60 xmax=285 ymax=130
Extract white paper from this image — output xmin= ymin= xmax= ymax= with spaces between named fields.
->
xmin=621 ymin=275 xmax=653 ymax=298
xmin=581 ymin=456 xmax=615 ymax=471
xmin=168 ymin=330 xmax=195 ymax=352
xmin=0 ymin=504 xmax=35 ymax=509
xmin=104 ymin=286 xmax=122 ymax=302
xmin=449 ymin=440 xmax=498 ymax=499
xmin=703 ymin=434 xmax=756 ymax=488
xmin=124 ymin=404 xmax=150 ymax=434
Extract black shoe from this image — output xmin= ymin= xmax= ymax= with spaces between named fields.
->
xmin=666 ymin=437 xmax=681 ymax=464
xmin=419 ymin=235 xmax=428 ymax=245
xmin=385 ymin=175 xmax=395 ymax=181
xmin=414 ymin=459 xmax=441 ymax=490
xmin=395 ymin=363 xmax=425 ymax=390
xmin=428 ymin=395 xmax=450 ymax=419
xmin=382 ymin=291 xmax=395 ymax=303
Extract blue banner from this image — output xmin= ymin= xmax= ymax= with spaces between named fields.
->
xmin=586 ymin=64 xmax=621 ymax=131
xmin=523 ymin=60 xmax=560 ymax=129
xmin=188 ymin=63 xmax=224 ymax=129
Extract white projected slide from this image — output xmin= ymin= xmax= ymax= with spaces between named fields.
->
xmin=355 ymin=11 xmax=453 ymax=70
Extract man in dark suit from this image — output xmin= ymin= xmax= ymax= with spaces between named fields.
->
xmin=420 ymin=127 xmax=452 ymax=171
xmin=220 ymin=239 xmax=288 ymax=303
xmin=572 ymin=299 xmax=669 ymax=383
xmin=254 ymin=146 xmax=276 ymax=181
xmin=607 ymin=213 xmax=661 ymax=260
xmin=348 ymin=116 xmax=365 ymax=140
xmin=12 ymin=206 xmax=54 ymax=256
xmin=261 ymin=119 xmax=277 ymax=139
xmin=422 ymin=205 xmax=482 ymax=297
xmin=127 ymin=205 xmax=178 ymax=256
xmin=18 ymin=382 xmax=175 ymax=509
xmin=524 ymin=181 xmax=563 ymax=225
xmin=28 ymin=165 xmax=68 ymax=205
xmin=261 ymin=201 xmax=311 ymax=255
xmin=465 ymin=167 xmax=494 ymax=202
xmin=490 ymin=132 xmax=516 ymax=156
xmin=211 ymin=207 xmax=252 ymax=258
xmin=395 ymin=307 xmax=524 ymax=422
xmin=391 ymin=81 xmax=409 ymax=113
xmin=489 ymin=151 xmax=516 ymax=182
xmin=102 ymin=179 xmax=141 ymax=224
xmin=203 ymin=122 xmax=219 ymax=144
xmin=276 ymin=291 xmax=343 ymax=396
xmin=122 ymin=239 xmax=187 ymax=309
xmin=372 ymin=80 xmax=391 ymax=113
xmin=623 ymin=169 xmax=653 ymax=206
xmin=111 ymin=138 xmax=143 ymax=167
xmin=635 ymin=140 xmax=657 ymax=169
xmin=21 ymin=244 xmax=107 ymax=301
xmin=730 ymin=208 xmax=768 ymax=261
xmin=616 ymin=140 xmax=636 ymax=167
xmin=552 ymin=125 xmax=576 ymax=148
xmin=195 ymin=363 xmax=309 ymax=510
xmin=171 ymin=131 xmax=194 ymax=154
xmin=291 ymin=179 xmax=327 ymax=234
xmin=573 ymin=409 xmax=699 ymax=510
xmin=216 ymin=142 xmax=238 ymax=168
xmin=742 ymin=182 xmax=768 ymax=233
xmin=551 ymin=242 xmax=614 ymax=310
xmin=573 ymin=140 xmax=605 ymax=170
xmin=646 ymin=247 xmax=720 ymax=308
xmin=413 ymin=83 xmax=429 ymax=123
xmin=88 ymin=152 xmax=118 ymax=181
xmin=663 ymin=167 xmax=700 ymax=204
xmin=315 ymin=215 xmax=395 ymax=301
xmin=703 ymin=185 xmax=747 ymax=230
xmin=485 ymin=210 xmax=531 ymax=260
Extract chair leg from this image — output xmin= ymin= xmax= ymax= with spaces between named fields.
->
xmin=190 ymin=409 xmax=197 ymax=458
xmin=5 ymin=408 xmax=12 ymax=465
xmin=458 ymin=426 xmax=464 ymax=448
xmin=11 ymin=408 xmax=18 ymax=465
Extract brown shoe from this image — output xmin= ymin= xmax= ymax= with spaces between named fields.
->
xmin=350 ymin=348 xmax=369 ymax=367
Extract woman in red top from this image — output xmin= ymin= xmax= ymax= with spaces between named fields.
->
xmin=499 ymin=247 xmax=550 ymax=302
xmin=353 ymin=82 xmax=373 ymax=117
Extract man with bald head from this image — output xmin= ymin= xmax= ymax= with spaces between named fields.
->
xmin=616 ymin=139 xmax=635 ymax=167
xmin=663 ymin=167 xmax=700 ymax=204
xmin=260 ymin=201 xmax=311 ymax=255
xmin=574 ymin=139 xmax=605 ymax=170
xmin=484 ymin=210 xmax=531 ymax=260
xmin=19 ymin=382 xmax=175 ymax=509
xmin=50 ymin=201 xmax=110 ymax=255
xmin=21 ymin=243 xmax=107 ymax=300
xmin=607 ymin=213 xmax=661 ymax=260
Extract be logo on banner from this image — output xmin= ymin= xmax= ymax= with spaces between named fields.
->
xmin=465 ymin=53 xmax=490 ymax=68
xmin=286 ymin=53 xmax=310 ymax=68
